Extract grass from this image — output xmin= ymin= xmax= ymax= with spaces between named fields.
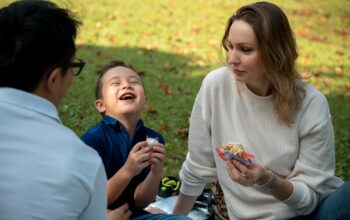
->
xmin=2 ymin=0 xmax=349 ymax=179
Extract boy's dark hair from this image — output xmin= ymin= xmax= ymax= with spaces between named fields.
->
xmin=95 ymin=60 xmax=145 ymax=100
xmin=0 ymin=0 xmax=81 ymax=92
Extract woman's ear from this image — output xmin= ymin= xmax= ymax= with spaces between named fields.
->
xmin=95 ymin=99 xmax=106 ymax=114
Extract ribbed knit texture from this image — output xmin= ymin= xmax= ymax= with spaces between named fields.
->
xmin=179 ymin=67 xmax=343 ymax=219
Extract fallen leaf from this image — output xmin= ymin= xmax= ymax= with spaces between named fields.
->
xmin=157 ymin=124 xmax=169 ymax=132
xmin=95 ymin=22 xmax=102 ymax=28
xmin=290 ymin=9 xmax=313 ymax=17
xmin=108 ymin=36 xmax=116 ymax=43
xmin=158 ymin=83 xmax=172 ymax=95
xmin=147 ymin=107 xmax=158 ymax=114
xmin=336 ymin=51 xmax=344 ymax=56
xmin=335 ymin=66 xmax=343 ymax=75
xmin=163 ymin=63 xmax=172 ymax=70
xmin=176 ymin=128 xmax=189 ymax=137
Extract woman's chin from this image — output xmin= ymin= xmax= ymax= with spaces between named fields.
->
xmin=233 ymin=74 xmax=246 ymax=82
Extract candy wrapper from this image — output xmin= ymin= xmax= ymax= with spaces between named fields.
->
xmin=216 ymin=142 xmax=254 ymax=165
xmin=146 ymin=137 xmax=159 ymax=147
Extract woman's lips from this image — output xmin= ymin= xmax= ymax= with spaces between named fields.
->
xmin=234 ymin=69 xmax=245 ymax=76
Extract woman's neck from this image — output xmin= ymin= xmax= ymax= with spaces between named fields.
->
xmin=246 ymin=81 xmax=271 ymax=96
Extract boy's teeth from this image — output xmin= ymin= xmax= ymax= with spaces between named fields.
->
xmin=120 ymin=94 xmax=135 ymax=100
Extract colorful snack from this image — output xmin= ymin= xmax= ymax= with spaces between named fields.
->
xmin=216 ymin=142 xmax=254 ymax=165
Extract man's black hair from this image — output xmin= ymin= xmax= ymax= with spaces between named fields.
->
xmin=0 ymin=0 xmax=81 ymax=92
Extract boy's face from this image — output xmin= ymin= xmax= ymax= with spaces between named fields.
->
xmin=95 ymin=66 xmax=147 ymax=119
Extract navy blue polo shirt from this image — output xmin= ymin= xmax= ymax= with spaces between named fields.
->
xmin=81 ymin=115 xmax=165 ymax=214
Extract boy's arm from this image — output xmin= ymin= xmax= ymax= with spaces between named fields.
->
xmin=107 ymin=167 xmax=134 ymax=205
xmin=134 ymin=143 xmax=165 ymax=208
xmin=108 ymin=141 xmax=151 ymax=205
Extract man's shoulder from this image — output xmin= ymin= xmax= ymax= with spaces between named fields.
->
xmin=54 ymin=125 xmax=102 ymax=161
xmin=57 ymin=129 xmax=104 ymax=184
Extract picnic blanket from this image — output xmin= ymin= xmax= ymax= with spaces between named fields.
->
xmin=146 ymin=195 xmax=210 ymax=220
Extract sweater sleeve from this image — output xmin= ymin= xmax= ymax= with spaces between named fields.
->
xmin=283 ymin=88 xmax=343 ymax=214
xmin=179 ymin=78 xmax=218 ymax=196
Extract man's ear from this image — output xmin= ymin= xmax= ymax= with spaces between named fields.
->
xmin=95 ymin=99 xmax=106 ymax=114
xmin=46 ymin=68 xmax=62 ymax=93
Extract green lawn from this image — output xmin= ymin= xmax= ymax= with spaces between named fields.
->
xmin=2 ymin=0 xmax=349 ymax=179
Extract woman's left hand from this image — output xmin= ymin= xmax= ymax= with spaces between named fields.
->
xmin=227 ymin=160 xmax=294 ymax=201
xmin=226 ymin=160 xmax=270 ymax=186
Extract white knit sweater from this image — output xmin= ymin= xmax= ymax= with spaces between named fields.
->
xmin=179 ymin=66 xmax=343 ymax=219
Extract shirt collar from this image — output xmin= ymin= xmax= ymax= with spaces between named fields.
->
xmin=102 ymin=115 xmax=144 ymax=131
xmin=0 ymin=87 xmax=61 ymax=123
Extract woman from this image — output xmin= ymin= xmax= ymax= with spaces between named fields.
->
xmin=173 ymin=2 xmax=349 ymax=219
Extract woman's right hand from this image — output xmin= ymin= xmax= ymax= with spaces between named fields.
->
xmin=108 ymin=203 xmax=132 ymax=220
xmin=173 ymin=193 xmax=198 ymax=215
xmin=123 ymin=141 xmax=151 ymax=177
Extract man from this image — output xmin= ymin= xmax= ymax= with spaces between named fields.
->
xmin=0 ymin=1 xmax=130 ymax=219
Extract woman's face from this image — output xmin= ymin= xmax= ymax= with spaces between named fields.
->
xmin=226 ymin=20 xmax=270 ymax=95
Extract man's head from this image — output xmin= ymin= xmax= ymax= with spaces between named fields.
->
xmin=0 ymin=0 xmax=82 ymax=106
xmin=95 ymin=60 xmax=147 ymax=119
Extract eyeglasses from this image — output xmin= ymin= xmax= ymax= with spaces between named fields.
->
xmin=65 ymin=58 xmax=85 ymax=76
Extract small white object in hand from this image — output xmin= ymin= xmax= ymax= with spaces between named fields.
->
xmin=146 ymin=137 xmax=159 ymax=147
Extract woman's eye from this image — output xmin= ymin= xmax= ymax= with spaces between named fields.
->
xmin=242 ymin=47 xmax=252 ymax=52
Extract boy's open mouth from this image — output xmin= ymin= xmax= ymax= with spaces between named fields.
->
xmin=119 ymin=93 xmax=136 ymax=100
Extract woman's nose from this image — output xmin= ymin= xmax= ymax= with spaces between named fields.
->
xmin=227 ymin=49 xmax=240 ymax=65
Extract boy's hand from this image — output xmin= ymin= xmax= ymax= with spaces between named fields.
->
xmin=123 ymin=141 xmax=151 ymax=177
xmin=150 ymin=143 xmax=166 ymax=174
xmin=108 ymin=203 xmax=132 ymax=220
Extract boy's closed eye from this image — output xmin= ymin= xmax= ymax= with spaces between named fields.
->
xmin=111 ymin=81 xmax=120 ymax=86
xmin=128 ymin=77 xmax=141 ymax=84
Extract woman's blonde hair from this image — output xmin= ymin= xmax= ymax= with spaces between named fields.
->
xmin=222 ymin=1 xmax=305 ymax=125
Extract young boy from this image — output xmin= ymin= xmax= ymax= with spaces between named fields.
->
xmin=81 ymin=60 xmax=190 ymax=220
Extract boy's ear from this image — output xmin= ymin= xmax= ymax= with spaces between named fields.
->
xmin=143 ymin=96 xmax=148 ymax=109
xmin=95 ymin=99 xmax=106 ymax=114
